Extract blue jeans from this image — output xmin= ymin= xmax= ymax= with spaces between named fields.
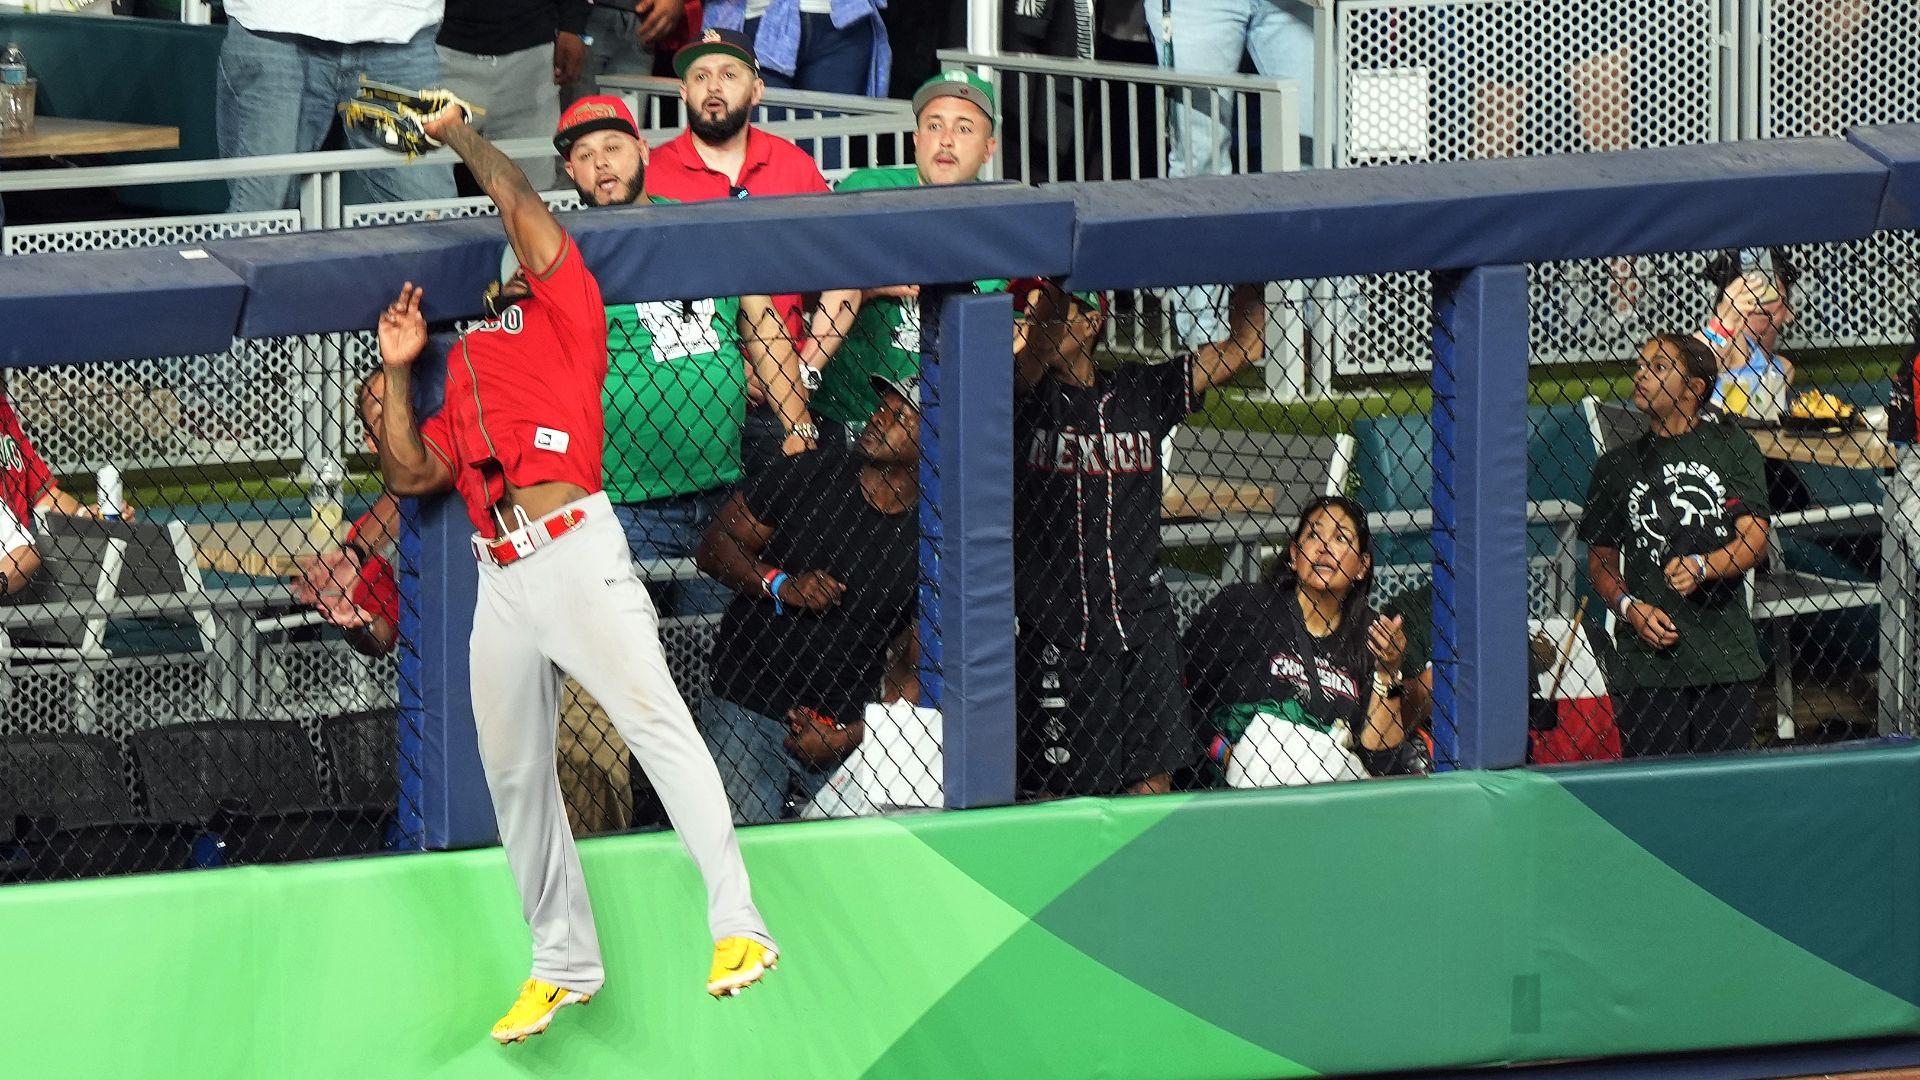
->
xmin=613 ymin=491 xmax=732 ymax=618
xmin=216 ymin=20 xmax=457 ymax=212
xmin=745 ymin=13 xmax=875 ymax=96
xmin=1147 ymin=0 xmax=1314 ymax=346
xmin=702 ymin=696 xmax=834 ymax=825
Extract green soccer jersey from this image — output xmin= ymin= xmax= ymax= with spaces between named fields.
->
xmin=818 ymin=167 xmax=928 ymax=426
xmin=1578 ymin=420 xmax=1771 ymax=689
xmin=601 ymin=293 xmax=747 ymax=503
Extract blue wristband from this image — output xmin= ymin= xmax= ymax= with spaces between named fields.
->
xmin=768 ymin=572 xmax=789 ymax=615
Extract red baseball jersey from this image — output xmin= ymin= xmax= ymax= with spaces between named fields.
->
xmin=0 ymin=394 xmax=55 ymax=527
xmin=645 ymin=126 xmax=829 ymax=338
xmin=419 ymin=233 xmax=609 ymax=538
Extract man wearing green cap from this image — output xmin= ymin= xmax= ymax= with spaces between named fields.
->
xmin=803 ymin=71 xmax=1001 ymax=447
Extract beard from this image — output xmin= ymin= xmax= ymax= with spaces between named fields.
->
xmin=570 ymin=170 xmax=645 ymax=208
xmin=689 ymin=101 xmax=751 ymax=145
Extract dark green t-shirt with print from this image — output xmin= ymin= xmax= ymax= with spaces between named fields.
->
xmin=1578 ymin=420 xmax=1770 ymax=689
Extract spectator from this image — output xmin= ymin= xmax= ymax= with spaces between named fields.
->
xmin=436 ymin=0 xmax=592 ymax=191
xmin=1696 ymin=248 xmax=1799 ymax=423
xmin=1145 ymin=0 xmax=1311 ymax=348
xmin=562 ymin=0 xmax=691 ymax=105
xmin=645 ymin=29 xmax=854 ymax=469
xmin=808 ymin=70 xmax=998 ymax=448
xmin=553 ymin=94 xmax=798 ymax=615
xmin=702 ymin=0 xmax=890 ymax=97
xmin=1183 ymin=495 xmax=1424 ymax=787
xmin=0 ymin=393 xmax=105 ymax=595
xmin=694 ymin=374 xmax=922 ymax=823
xmin=216 ymin=0 xmax=457 ymax=211
xmin=1581 ymin=334 xmax=1771 ymax=757
xmin=1013 ymin=281 xmax=1264 ymax=797
xmin=292 ymin=372 xmax=401 ymax=657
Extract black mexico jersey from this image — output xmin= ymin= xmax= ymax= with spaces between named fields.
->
xmin=1014 ymin=357 xmax=1196 ymax=651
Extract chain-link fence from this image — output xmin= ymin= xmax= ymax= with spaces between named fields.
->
xmin=542 ymin=279 xmax=942 ymax=833
xmin=0 ymin=335 xmax=411 ymax=882
xmin=1011 ymin=281 xmax=1445 ymax=798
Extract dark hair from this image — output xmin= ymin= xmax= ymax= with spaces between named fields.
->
xmin=1264 ymin=494 xmax=1376 ymax=628
xmin=1701 ymin=247 xmax=1799 ymax=295
xmin=1647 ymin=333 xmax=1720 ymax=407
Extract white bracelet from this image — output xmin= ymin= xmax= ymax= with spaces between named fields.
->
xmin=1616 ymin=593 xmax=1636 ymax=616
xmin=1689 ymin=553 xmax=1708 ymax=579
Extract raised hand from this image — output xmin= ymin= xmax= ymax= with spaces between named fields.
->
xmin=378 ymin=283 xmax=428 ymax=366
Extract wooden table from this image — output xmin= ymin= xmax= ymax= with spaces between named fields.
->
xmin=0 ymin=117 xmax=179 ymax=159
xmin=188 ymin=517 xmax=343 ymax=579
xmin=1162 ymin=474 xmax=1276 ymax=520
xmin=1749 ymin=424 xmax=1896 ymax=471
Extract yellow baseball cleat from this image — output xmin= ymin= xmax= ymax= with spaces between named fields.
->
xmin=490 ymin=978 xmax=590 ymax=1044
xmin=707 ymin=936 xmax=780 ymax=998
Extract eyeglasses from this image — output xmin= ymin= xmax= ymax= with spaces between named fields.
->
xmin=729 ymin=185 xmax=750 ymax=199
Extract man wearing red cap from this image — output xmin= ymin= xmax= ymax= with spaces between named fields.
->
xmin=552 ymin=94 xmax=808 ymax=615
xmin=646 ymin=27 xmax=857 ymax=468
xmin=372 ymin=101 xmax=779 ymax=1047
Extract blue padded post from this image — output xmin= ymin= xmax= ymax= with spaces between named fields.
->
xmin=924 ymin=290 xmax=1017 ymax=809
xmin=393 ymin=341 xmax=493 ymax=850
xmin=1431 ymin=265 xmax=1531 ymax=770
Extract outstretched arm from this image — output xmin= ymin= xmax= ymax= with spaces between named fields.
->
xmin=375 ymin=283 xmax=455 ymax=497
xmin=423 ymin=109 xmax=565 ymax=279
xmin=1189 ymin=283 xmax=1266 ymax=396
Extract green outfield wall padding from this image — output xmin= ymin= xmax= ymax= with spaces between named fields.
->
xmin=1551 ymin=742 xmax=1920 ymax=1008
xmin=9 ymin=745 xmax=1920 ymax=1080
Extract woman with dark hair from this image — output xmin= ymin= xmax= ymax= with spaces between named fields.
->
xmin=1182 ymin=494 xmax=1423 ymax=788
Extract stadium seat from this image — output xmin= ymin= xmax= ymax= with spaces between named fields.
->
xmin=0 ymin=733 xmax=193 ymax=880
xmin=130 ymin=720 xmax=387 ymax=866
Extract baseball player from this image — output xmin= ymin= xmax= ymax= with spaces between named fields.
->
xmin=1013 ymin=281 xmax=1266 ymax=797
xmin=361 ymin=93 xmax=777 ymax=1045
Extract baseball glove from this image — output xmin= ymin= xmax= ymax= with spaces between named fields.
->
xmin=338 ymin=79 xmax=485 ymax=158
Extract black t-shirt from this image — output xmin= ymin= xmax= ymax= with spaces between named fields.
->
xmin=1578 ymin=420 xmax=1770 ymax=689
xmin=1015 ymin=357 xmax=1196 ymax=651
xmin=708 ymin=451 xmax=918 ymax=722
xmin=1182 ymin=582 xmax=1378 ymax=737
xmin=438 ymin=0 xmax=590 ymax=56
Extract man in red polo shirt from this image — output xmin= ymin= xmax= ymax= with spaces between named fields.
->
xmin=646 ymin=27 xmax=858 ymax=467
xmin=371 ymin=104 xmax=778 ymax=1046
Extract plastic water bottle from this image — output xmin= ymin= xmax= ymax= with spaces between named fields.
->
xmin=308 ymin=461 xmax=346 ymax=548
xmin=1 ymin=43 xmax=28 ymax=87
xmin=0 ymin=42 xmax=27 ymax=138
xmin=97 ymin=464 xmax=123 ymax=521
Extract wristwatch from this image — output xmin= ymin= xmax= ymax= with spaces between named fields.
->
xmin=1374 ymin=671 xmax=1404 ymax=700
xmin=787 ymin=422 xmax=820 ymax=441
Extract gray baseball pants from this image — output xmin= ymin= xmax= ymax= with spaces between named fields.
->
xmin=470 ymin=491 xmax=771 ymax=994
